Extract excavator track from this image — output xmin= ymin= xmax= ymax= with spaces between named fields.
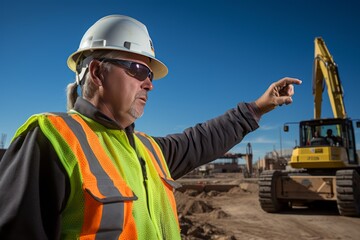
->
xmin=259 ymin=170 xmax=288 ymax=213
xmin=336 ymin=169 xmax=360 ymax=217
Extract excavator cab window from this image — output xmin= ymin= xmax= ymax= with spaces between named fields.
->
xmin=346 ymin=120 xmax=358 ymax=164
xmin=301 ymin=121 xmax=344 ymax=147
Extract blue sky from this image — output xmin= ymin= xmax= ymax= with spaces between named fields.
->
xmin=1 ymin=0 xmax=360 ymax=163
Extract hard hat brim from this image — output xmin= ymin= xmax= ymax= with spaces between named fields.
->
xmin=67 ymin=47 xmax=168 ymax=80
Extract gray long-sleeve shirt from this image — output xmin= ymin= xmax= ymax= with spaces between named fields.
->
xmin=0 ymin=97 xmax=259 ymax=239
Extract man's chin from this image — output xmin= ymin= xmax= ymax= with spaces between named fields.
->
xmin=129 ymin=108 xmax=144 ymax=120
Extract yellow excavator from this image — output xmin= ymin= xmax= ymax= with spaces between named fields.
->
xmin=259 ymin=37 xmax=360 ymax=217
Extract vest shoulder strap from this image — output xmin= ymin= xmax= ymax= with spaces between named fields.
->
xmin=135 ymin=132 xmax=182 ymax=189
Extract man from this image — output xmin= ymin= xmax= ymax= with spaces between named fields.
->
xmin=0 ymin=15 xmax=301 ymax=239
xmin=310 ymin=130 xmax=327 ymax=146
xmin=325 ymin=129 xmax=336 ymax=146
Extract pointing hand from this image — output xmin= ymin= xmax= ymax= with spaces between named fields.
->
xmin=255 ymin=77 xmax=302 ymax=115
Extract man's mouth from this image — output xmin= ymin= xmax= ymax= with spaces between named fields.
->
xmin=136 ymin=92 xmax=148 ymax=103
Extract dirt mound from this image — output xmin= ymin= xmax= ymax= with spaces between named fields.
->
xmin=196 ymin=190 xmax=221 ymax=198
xmin=180 ymin=216 xmax=236 ymax=240
xmin=176 ymin=185 xmax=236 ymax=239
xmin=180 ymin=199 xmax=214 ymax=215
xmin=239 ymin=182 xmax=258 ymax=193
xmin=209 ymin=209 xmax=230 ymax=219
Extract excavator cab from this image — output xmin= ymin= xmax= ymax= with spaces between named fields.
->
xmin=291 ymin=118 xmax=359 ymax=168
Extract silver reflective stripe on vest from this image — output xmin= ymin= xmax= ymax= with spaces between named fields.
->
xmin=136 ymin=133 xmax=182 ymax=189
xmin=59 ymin=114 xmax=133 ymax=239
xmin=136 ymin=133 xmax=167 ymax=177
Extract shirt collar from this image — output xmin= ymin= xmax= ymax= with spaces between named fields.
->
xmin=73 ymin=97 xmax=135 ymax=132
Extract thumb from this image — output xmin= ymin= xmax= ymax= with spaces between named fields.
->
xmin=277 ymin=96 xmax=293 ymax=106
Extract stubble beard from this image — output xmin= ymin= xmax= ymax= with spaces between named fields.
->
xmin=129 ymin=102 xmax=144 ymax=120
xmin=129 ymin=91 xmax=147 ymax=120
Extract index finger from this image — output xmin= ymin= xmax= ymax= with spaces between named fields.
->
xmin=277 ymin=77 xmax=302 ymax=86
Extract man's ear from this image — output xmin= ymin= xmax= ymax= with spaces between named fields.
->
xmin=89 ymin=60 xmax=104 ymax=86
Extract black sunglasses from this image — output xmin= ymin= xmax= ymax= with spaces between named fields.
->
xmin=97 ymin=58 xmax=153 ymax=81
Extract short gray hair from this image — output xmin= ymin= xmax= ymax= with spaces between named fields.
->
xmin=66 ymin=50 xmax=124 ymax=111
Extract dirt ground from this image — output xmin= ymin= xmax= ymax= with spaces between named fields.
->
xmin=175 ymin=173 xmax=360 ymax=240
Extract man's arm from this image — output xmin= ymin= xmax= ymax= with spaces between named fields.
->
xmin=154 ymin=102 xmax=259 ymax=179
xmin=0 ymin=125 xmax=69 ymax=239
xmin=155 ymin=77 xmax=301 ymax=179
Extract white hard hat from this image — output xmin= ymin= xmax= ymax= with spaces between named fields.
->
xmin=67 ymin=15 xmax=168 ymax=80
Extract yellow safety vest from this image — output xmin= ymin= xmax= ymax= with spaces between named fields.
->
xmin=16 ymin=112 xmax=181 ymax=239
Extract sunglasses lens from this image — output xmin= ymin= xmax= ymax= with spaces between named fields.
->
xmin=128 ymin=63 xmax=152 ymax=81
xmin=99 ymin=58 xmax=153 ymax=81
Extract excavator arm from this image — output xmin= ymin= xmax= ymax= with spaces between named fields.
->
xmin=313 ymin=37 xmax=347 ymax=119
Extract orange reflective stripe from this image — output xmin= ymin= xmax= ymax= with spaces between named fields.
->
xmin=47 ymin=115 xmax=103 ymax=239
xmin=82 ymin=191 xmax=103 ymax=239
xmin=47 ymin=114 xmax=137 ymax=240
xmin=161 ymin=178 xmax=179 ymax=227
xmin=71 ymin=115 xmax=134 ymax=196
xmin=71 ymin=115 xmax=138 ymax=240
xmin=47 ymin=115 xmax=104 ymax=197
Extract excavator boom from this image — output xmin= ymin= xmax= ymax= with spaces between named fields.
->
xmin=313 ymin=37 xmax=347 ymax=119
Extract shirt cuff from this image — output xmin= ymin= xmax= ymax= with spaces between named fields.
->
xmin=246 ymin=102 xmax=262 ymax=122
